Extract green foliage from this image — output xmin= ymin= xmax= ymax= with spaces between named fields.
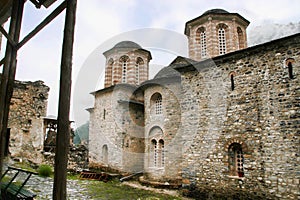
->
xmin=38 ymin=164 xmax=52 ymax=177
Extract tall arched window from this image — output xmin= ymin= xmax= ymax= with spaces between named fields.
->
xmin=150 ymin=93 xmax=162 ymax=115
xmin=151 ymin=139 xmax=158 ymax=167
xmin=228 ymin=143 xmax=244 ymax=177
xmin=237 ymin=27 xmax=244 ymax=49
xmin=196 ymin=27 xmax=207 ymax=57
xmin=136 ymin=57 xmax=144 ymax=85
xmin=102 ymin=144 xmax=108 ymax=164
xmin=218 ymin=24 xmax=227 ymax=55
xmin=105 ymin=58 xmax=114 ymax=87
xmin=229 ymin=72 xmax=236 ymax=91
xmin=286 ymin=58 xmax=295 ymax=79
xmin=120 ymin=55 xmax=129 ymax=83
xmin=155 ymin=95 xmax=162 ymax=115
xmin=158 ymin=139 xmax=164 ymax=167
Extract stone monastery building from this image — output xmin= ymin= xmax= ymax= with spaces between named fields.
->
xmin=88 ymin=9 xmax=299 ymax=199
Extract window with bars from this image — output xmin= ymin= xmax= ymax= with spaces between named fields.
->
xmin=228 ymin=143 xmax=244 ymax=177
xmin=136 ymin=57 xmax=144 ymax=85
xmin=155 ymin=95 xmax=162 ymax=115
xmin=120 ymin=56 xmax=129 ymax=83
xmin=200 ymin=31 xmax=207 ymax=57
xmin=218 ymin=28 xmax=226 ymax=55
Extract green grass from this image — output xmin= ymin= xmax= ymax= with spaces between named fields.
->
xmin=85 ymin=180 xmax=181 ymax=200
xmin=37 ymin=164 xmax=53 ymax=177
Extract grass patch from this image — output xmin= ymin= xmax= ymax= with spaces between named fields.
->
xmin=37 ymin=164 xmax=52 ymax=177
xmin=85 ymin=180 xmax=181 ymax=200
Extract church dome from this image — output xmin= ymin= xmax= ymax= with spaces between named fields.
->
xmin=203 ymin=8 xmax=229 ymax=15
xmin=113 ymin=41 xmax=142 ymax=49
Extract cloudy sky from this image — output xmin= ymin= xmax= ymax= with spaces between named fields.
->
xmin=1 ymin=0 xmax=300 ymax=127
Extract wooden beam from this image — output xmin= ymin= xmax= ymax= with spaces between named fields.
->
xmin=52 ymin=0 xmax=77 ymax=199
xmin=0 ymin=0 xmax=25 ymax=179
xmin=17 ymin=0 xmax=67 ymax=50
xmin=0 ymin=25 xmax=17 ymax=47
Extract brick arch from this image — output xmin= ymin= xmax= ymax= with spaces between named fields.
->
xmin=224 ymin=138 xmax=250 ymax=154
xmin=149 ymin=126 xmax=163 ymax=139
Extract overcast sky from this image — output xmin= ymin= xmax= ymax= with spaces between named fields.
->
xmin=1 ymin=0 xmax=300 ymax=127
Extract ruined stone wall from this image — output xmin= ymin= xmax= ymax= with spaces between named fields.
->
xmin=180 ymin=34 xmax=299 ymax=199
xmin=89 ymin=84 xmax=145 ymax=173
xmin=143 ymin=80 xmax=183 ymax=182
xmin=5 ymin=78 xmax=49 ymax=163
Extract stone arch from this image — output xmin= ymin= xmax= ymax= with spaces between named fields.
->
xmin=149 ymin=126 xmax=163 ymax=138
xmin=224 ymin=138 xmax=250 ymax=154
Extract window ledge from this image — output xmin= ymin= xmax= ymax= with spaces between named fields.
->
xmin=227 ymin=175 xmax=245 ymax=180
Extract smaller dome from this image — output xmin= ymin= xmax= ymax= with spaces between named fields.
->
xmin=203 ymin=9 xmax=229 ymax=15
xmin=113 ymin=41 xmax=142 ymax=49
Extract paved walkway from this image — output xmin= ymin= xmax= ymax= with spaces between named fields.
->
xmin=5 ymin=171 xmax=91 ymax=200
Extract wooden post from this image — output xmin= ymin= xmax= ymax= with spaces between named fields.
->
xmin=52 ymin=0 xmax=77 ymax=199
xmin=0 ymin=0 xmax=24 ymax=179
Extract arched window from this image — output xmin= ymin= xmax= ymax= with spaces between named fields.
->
xmin=158 ymin=139 xmax=164 ymax=167
xmin=229 ymin=72 xmax=236 ymax=91
xmin=102 ymin=144 xmax=108 ymax=164
xmin=196 ymin=27 xmax=207 ymax=57
xmin=286 ymin=58 xmax=295 ymax=79
xmin=150 ymin=93 xmax=162 ymax=115
xmin=120 ymin=55 xmax=129 ymax=83
xmin=228 ymin=143 xmax=244 ymax=177
xmin=217 ymin=24 xmax=227 ymax=55
xmin=136 ymin=57 xmax=144 ymax=85
xmin=105 ymin=58 xmax=114 ymax=87
xmin=151 ymin=139 xmax=158 ymax=167
xmin=237 ymin=27 xmax=245 ymax=49
xmin=155 ymin=95 xmax=162 ymax=115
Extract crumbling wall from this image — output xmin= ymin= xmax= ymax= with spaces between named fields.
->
xmin=5 ymin=78 xmax=49 ymax=164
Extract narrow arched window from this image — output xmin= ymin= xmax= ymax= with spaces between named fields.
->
xmin=237 ymin=27 xmax=244 ymax=49
xmin=231 ymin=74 xmax=235 ymax=91
xmin=286 ymin=58 xmax=295 ymax=79
xmin=136 ymin=57 xmax=144 ymax=85
xmin=196 ymin=27 xmax=207 ymax=58
xmin=102 ymin=144 xmax=108 ymax=164
xmin=218 ymin=24 xmax=227 ymax=55
xmin=151 ymin=139 xmax=158 ymax=167
xmin=158 ymin=139 xmax=164 ymax=167
xmin=120 ymin=55 xmax=129 ymax=83
xmin=155 ymin=95 xmax=162 ymax=115
xmin=228 ymin=143 xmax=244 ymax=177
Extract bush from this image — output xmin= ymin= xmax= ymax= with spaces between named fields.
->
xmin=38 ymin=164 xmax=52 ymax=177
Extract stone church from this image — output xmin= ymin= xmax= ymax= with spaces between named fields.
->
xmin=88 ymin=9 xmax=299 ymax=199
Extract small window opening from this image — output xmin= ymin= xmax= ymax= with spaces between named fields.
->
xmin=103 ymin=109 xmax=106 ymax=119
xmin=231 ymin=74 xmax=235 ymax=91
xmin=288 ymin=62 xmax=293 ymax=79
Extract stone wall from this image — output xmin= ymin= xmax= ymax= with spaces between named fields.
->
xmin=178 ymin=33 xmax=300 ymax=199
xmin=143 ymin=78 xmax=183 ymax=183
xmin=89 ymin=84 xmax=145 ymax=173
xmin=5 ymin=78 xmax=50 ymax=164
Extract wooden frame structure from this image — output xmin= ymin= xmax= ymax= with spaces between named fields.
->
xmin=0 ymin=0 xmax=77 ymax=199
